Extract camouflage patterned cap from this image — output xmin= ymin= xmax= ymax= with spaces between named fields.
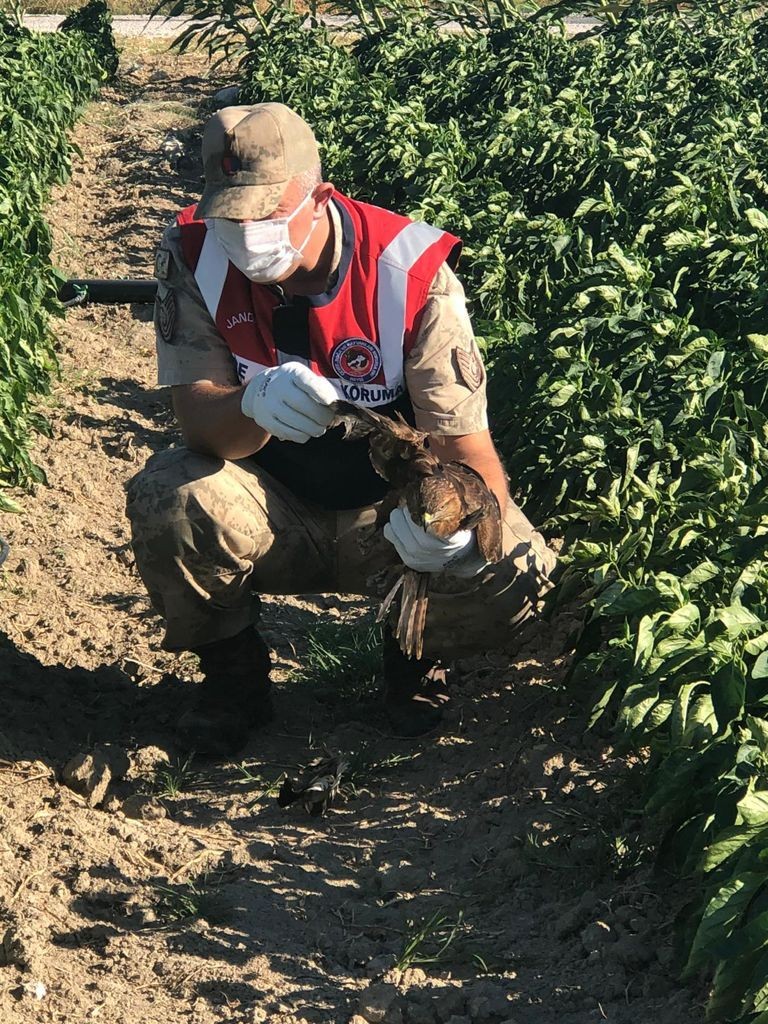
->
xmin=196 ymin=103 xmax=320 ymax=220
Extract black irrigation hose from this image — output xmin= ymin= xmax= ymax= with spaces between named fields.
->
xmin=58 ymin=279 xmax=158 ymax=306
xmin=0 ymin=536 xmax=9 ymax=569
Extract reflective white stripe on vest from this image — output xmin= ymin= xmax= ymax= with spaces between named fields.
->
xmin=232 ymin=354 xmax=273 ymax=386
xmin=194 ymin=217 xmax=444 ymax=407
xmin=193 ymin=230 xmax=230 ymax=323
xmin=195 ymin=229 xmax=310 ymax=369
xmin=377 ymin=219 xmax=445 ymax=387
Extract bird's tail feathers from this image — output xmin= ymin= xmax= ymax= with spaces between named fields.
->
xmin=395 ymin=569 xmax=429 ymax=660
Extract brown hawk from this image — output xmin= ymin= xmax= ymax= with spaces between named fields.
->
xmin=332 ymin=402 xmax=503 ymax=659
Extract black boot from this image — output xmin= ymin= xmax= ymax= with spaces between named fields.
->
xmin=382 ymin=630 xmax=450 ymax=737
xmin=177 ymin=625 xmax=274 ymax=758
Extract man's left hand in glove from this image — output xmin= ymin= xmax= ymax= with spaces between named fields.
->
xmin=383 ymin=506 xmax=488 ymax=578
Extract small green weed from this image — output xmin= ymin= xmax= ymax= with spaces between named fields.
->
xmin=237 ymin=762 xmax=285 ymax=806
xmin=472 ymin=952 xmax=491 ymax=974
xmin=395 ymin=910 xmax=466 ymax=973
xmin=150 ymin=756 xmax=200 ymax=799
xmin=151 ymin=872 xmax=221 ymax=924
xmin=290 ymin=620 xmax=382 ymax=702
xmin=345 ymin=745 xmax=419 ymax=792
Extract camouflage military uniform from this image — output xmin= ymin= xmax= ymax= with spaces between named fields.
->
xmin=127 ymin=201 xmax=557 ymax=656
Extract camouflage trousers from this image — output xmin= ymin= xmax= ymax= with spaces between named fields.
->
xmin=125 ymin=448 xmax=558 ymax=660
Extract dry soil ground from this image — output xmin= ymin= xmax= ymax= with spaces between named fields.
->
xmin=0 ymin=38 xmax=707 ymax=1024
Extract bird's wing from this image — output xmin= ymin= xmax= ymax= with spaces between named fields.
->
xmin=332 ymin=401 xmax=432 ymax=484
xmin=374 ymin=490 xmax=402 ymax=530
xmin=330 ymin=413 xmax=372 ymax=441
xmin=444 ymin=461 xmax=504 ymax=562
xmin=331 ymin=402 xmax=427 ymax=445
xmin=331 ymin=401 xmax=394 ymax=439
xmin=389 ymin=412 xmax=430 ymax=445
xmin=474 ymin=498 xmax=504 ymax=563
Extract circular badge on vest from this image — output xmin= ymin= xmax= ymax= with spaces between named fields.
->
xmin=331 ymin=338 xmax=382 ymax=384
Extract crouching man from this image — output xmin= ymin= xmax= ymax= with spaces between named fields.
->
xmin=126 ymin=103 xmax=557 ymax=757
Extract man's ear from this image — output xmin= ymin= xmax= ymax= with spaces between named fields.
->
xmin=314 ymin=182 xmax=335 ymax=212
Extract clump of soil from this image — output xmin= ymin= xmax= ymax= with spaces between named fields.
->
xmin=0 ymin=39 xmax=706 ymax=1024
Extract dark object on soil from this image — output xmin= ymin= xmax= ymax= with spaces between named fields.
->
xmin=331 ymin=401 xmax=503 ymax=659
xmin=277 ymin=755 xmax=349 ymax=816
xmin=0 ymin=536 xmax=8 ymax=569
xmin=179 ymin=626 xmax=274 ymax=758
xmin=58 ymin=279 xmax=158 ymax=306
xmin=382 ymin=630 xmax=450 ymax=736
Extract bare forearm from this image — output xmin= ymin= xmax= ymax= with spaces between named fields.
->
xmin=172 ymin=382 xmax=271 ymax=460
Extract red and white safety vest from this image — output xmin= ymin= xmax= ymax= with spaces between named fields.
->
xmin=175 ymin=192 xmax=461 ymax=408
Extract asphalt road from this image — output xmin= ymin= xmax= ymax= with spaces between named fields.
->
xmin=24 ymin=12 xmax=600 ymax=36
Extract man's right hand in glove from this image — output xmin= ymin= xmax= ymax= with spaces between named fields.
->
xmin=240 ymin=362 xmax=338 ymax=444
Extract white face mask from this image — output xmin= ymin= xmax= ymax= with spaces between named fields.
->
xmin=211 ymin=191 xmax=318 ymax=284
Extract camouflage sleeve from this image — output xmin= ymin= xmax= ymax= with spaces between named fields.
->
xmin=404 ymin=263 xmax=489 ymax=436
xmin=153 ymin=222 xmax=239 ymax=388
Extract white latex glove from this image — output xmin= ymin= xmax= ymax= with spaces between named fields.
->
xmin=241 ymin=362 xmax=338 ymax=444
xmin=383 ymin=506 xmax=488 ymax=577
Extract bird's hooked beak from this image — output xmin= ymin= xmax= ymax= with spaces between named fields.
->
xmin=421 ymin=511 xmax=435 ymax=531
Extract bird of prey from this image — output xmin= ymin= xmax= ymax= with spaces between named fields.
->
xmin=331 ymin=402 xmax=503 ymax=659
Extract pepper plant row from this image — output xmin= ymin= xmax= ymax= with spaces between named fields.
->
xmin=167 ymin=0 xmax=768 ymax=1016
xmin=0 ymin=0 xmax=117 ymax=512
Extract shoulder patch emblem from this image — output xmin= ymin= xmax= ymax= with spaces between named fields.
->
xmin=157 ymin=289 xmax=177 ymax=344
xmin=154 ymin=248 xmax=171 ymax=281
xmin=455 ymin=347 xmax=484 ymax=391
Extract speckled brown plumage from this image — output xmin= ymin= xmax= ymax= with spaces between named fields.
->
xmin=332 ymin=402 xmax=503 ymax=658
